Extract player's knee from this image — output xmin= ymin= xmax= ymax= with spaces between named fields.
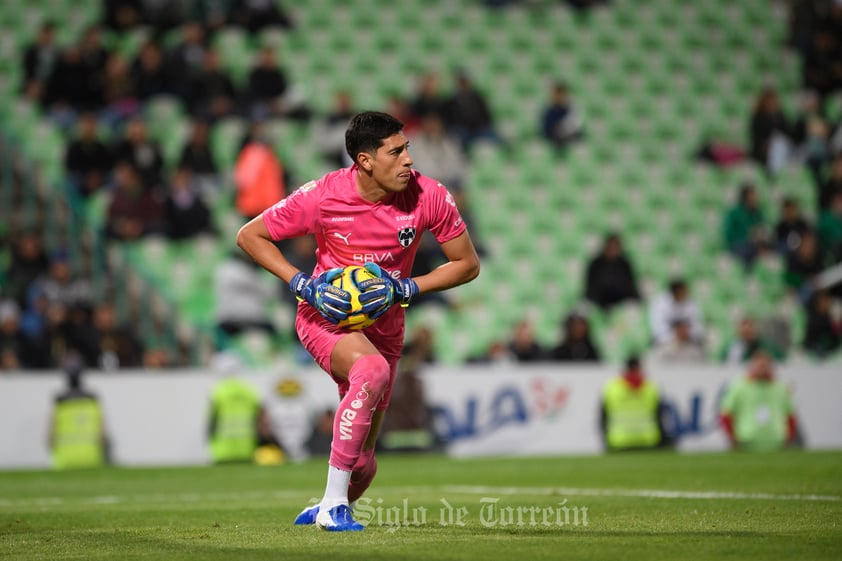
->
xmin=350 ymin=354 xmax=390 ymax=396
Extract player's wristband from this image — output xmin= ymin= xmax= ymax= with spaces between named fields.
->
xmin=394 ymin=278 xmax=419 ymax=307
xmin=290 ymin=272 xmax=312 ymax=303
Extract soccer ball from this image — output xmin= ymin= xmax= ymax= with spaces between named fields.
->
xmin=330 ymin=265 xmax=387 ymax=330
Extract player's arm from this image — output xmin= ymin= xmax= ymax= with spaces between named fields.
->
xmin=363 ymin=231 xmax=479 ymax=312
xmin=237 ymin=215 xmax=351 ymax=323
xmin=414 ymin=230 xmax=480 ymax=294
xmin=236 ymin=216 xmax=299 ymax=284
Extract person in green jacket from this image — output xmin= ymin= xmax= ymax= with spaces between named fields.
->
xmin=816 ymin=192 xmax=842 ymax=264
xmin=600 ymin=356 xmax=667 ymax=451
xmin=723 ymin=182 xmax=769 ymax=270
xmin=719 ymin=350 xmax=798 ymax=451
xmin=49 ymin=354 xmax=108 ymax=470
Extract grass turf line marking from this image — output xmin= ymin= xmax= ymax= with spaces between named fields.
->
xmin=442 ymin=485 xmax=841 ymax=502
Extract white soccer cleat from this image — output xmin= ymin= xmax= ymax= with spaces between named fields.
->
xmin=293 ymin=504 xmax=320 ymax=525
xmin=315 ymin=504 xmax=364 ymax=532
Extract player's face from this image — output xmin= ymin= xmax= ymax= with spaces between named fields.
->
xmin=369 ymin=133 xmax=413 ymax=192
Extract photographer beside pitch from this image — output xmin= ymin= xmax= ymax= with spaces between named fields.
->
xmin=236 ymin=112 xmax=480 ymax=531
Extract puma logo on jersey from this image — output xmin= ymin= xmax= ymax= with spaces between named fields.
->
xmin=333 ymin=232 xmax=352 ymax=245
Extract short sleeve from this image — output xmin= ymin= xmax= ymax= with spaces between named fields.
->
xmin=720 ymin=381 xmax=739 ymax=415
xmin=425 ymin=182 xmax=467 ymax=244
xmin=261 ymin=180 xmax=321 ymax=241
xmin=781 ymin=385 xmax=795 ymax=415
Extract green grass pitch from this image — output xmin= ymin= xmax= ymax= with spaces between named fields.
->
xmin=1 ymin=451 xmax=840 ymax=561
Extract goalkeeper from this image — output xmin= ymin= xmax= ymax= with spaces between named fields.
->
xmin=236 ymin=112 xmax=480 ymax=531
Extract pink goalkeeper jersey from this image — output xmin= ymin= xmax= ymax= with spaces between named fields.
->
xmin=261 ymin=165 xmax=466 ymax=280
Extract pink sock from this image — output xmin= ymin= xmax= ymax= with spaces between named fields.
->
xmin=348 ymin=448 xmax=378 ymax=503
xmin=329 ymin=355 xmax=390 ymax=471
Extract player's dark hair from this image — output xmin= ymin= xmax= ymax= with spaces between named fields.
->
xmin=345 ymin=111 xmax=404 ymax=164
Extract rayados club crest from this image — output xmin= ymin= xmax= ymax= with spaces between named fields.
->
xmin=397 ymin=227 xmax=416 ymax=248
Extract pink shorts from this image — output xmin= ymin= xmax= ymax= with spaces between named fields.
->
xmin=295 ymin=302 xmax=404 ymax=411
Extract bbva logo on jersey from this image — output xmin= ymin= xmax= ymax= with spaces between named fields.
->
xmin=397 ymin=227 xmax=416 ymax=248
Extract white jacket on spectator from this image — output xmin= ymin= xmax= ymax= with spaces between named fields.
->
xmin=648 ymin=290 xmax=705 ymax=345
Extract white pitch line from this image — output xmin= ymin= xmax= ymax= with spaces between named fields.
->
xmin=442 ymin=485 xmax=841 ymax=502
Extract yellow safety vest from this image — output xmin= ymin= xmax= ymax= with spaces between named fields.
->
xmin=52 ymin=397 xmax=105 ymax=470
xmin=209 ymin=379 xmax=260 ymax=463
xmin=603 ymin=377 xmax=661 ymax=450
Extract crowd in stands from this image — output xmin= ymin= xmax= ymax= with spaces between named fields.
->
xmin=4 ymin=1 xmax=842 ymax=372
xmin=0 ymin=229 xmax=175 ymax=369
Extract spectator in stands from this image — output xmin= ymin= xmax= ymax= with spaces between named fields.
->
xmin=21 ymin=22 xmax=58 ymax=103
xmin=132 ymin=40 xmax=169 ymax=101
xmin=179 ymin=119 xmax=220 ymax=197
xmin=44 ymin=44 xmax=89 ymax=128
xmin=407 ymin=112 xmax=468 ymax=191
xmin=784 ymin=229 xmax=823 ymax=304
xmin=600 ymin=356 xmax=666 ymax=451
xmin=749 ymin=87 xmax=792 ymax=178
xmin=541 ymin=81 xmax=584 ymax=151
xmin=443 ymin=70 xmax=499 ymax=152
xmin=803 ymin=289 xmax=841 ymax=358
xmin=62 ymin=303 xmax=101 ymax=368
xmin=65 ymin=112 xmax=112 ymax=198
xmin=93 ymin=302 xmax=144 ymax=369
xmin=385 ymin=93 xmax=420 ymax=137
xmin=648 ymin=278 xmax=705 ymax=346
xmin=246 ymin=46 xmax=301 ymax=121
xmin=720 ymin=350 xmax=797 ymax=452
xmin=722 ymin=182 xmax=769 ymax=270
xmin=820 ymin=155 xmax=842 ymax=212
xmin=234 ymin=121 xmax=286 ymax=219
xmin=111 ymin=117 xmax=164 ymax=188
xmin=466 ymin=340 xmax=516 ymax=365
xmin=774 ymin=197 xmax=810 ymax=256
xmin=102 ymin=0 xmax=144 ymax=31
xmin=143 ymin=346 xmax=174 ymax=368
xmin=650 ymin=319 xmax=706 ymax=364
xmin=231 ymin=0 xmax=294 ymax=33
xmin=800 ymin=17 xmax=842 ymax=101
xmin=17 ymin=294 xmax=67 ymax=369
xmin=247 ymin=46 xmax=286 ymax=115
xmin=214 ymin=250 xmax=279 ymax=338
xmin=34 ymin=251 xmax=92 ymax=309
xmin=584 ymin=232 xmax=641 ymax=311
xmin=188 ymin=48 xmax=238 ymax=121
xmin=318 ymin=90 xmax=355 ymax=168
xmin=507 ymin=319 xmax=545 ymax=362
xmin=547 ymin=312 xmax=601 ymax=362
xmin=410 ymin=72 xmax=447 ymax=121
xmin=792 ymin=90 xmax=831 ymax=189
xmin=100 ymin=53 xmax=139 ymax=130
xmin=0 ymin=299 xmax=23 ymax=369
xmin=722 ymin=317 xmax=786 ymax=365
xmin=817 ymin=192 xmax=842 ymax=264
xmin=78 ymin=25 xmax=108 ymax=110
xmin=5 ymin=230 xmax=50 ymax=309
xmin=164 ymin=22 xmax=207 ymax=103
xmin=402 ymin=326 xmax=437 ymax=366
xmin=105 ymin=161 xmax=165 ymax=241
xmin=163 ymin=168 xmax=214 ymax=240
xmin=565 ymin=0 xmax=611 ymax=12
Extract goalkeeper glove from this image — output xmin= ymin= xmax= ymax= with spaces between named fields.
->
xmin=356 ymin=262 xmax=419 ymax=311
xmin=290 ymin=268 xmax=352 ymax=324
xmin=355 ymin=262 xmax=395 ymax=319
